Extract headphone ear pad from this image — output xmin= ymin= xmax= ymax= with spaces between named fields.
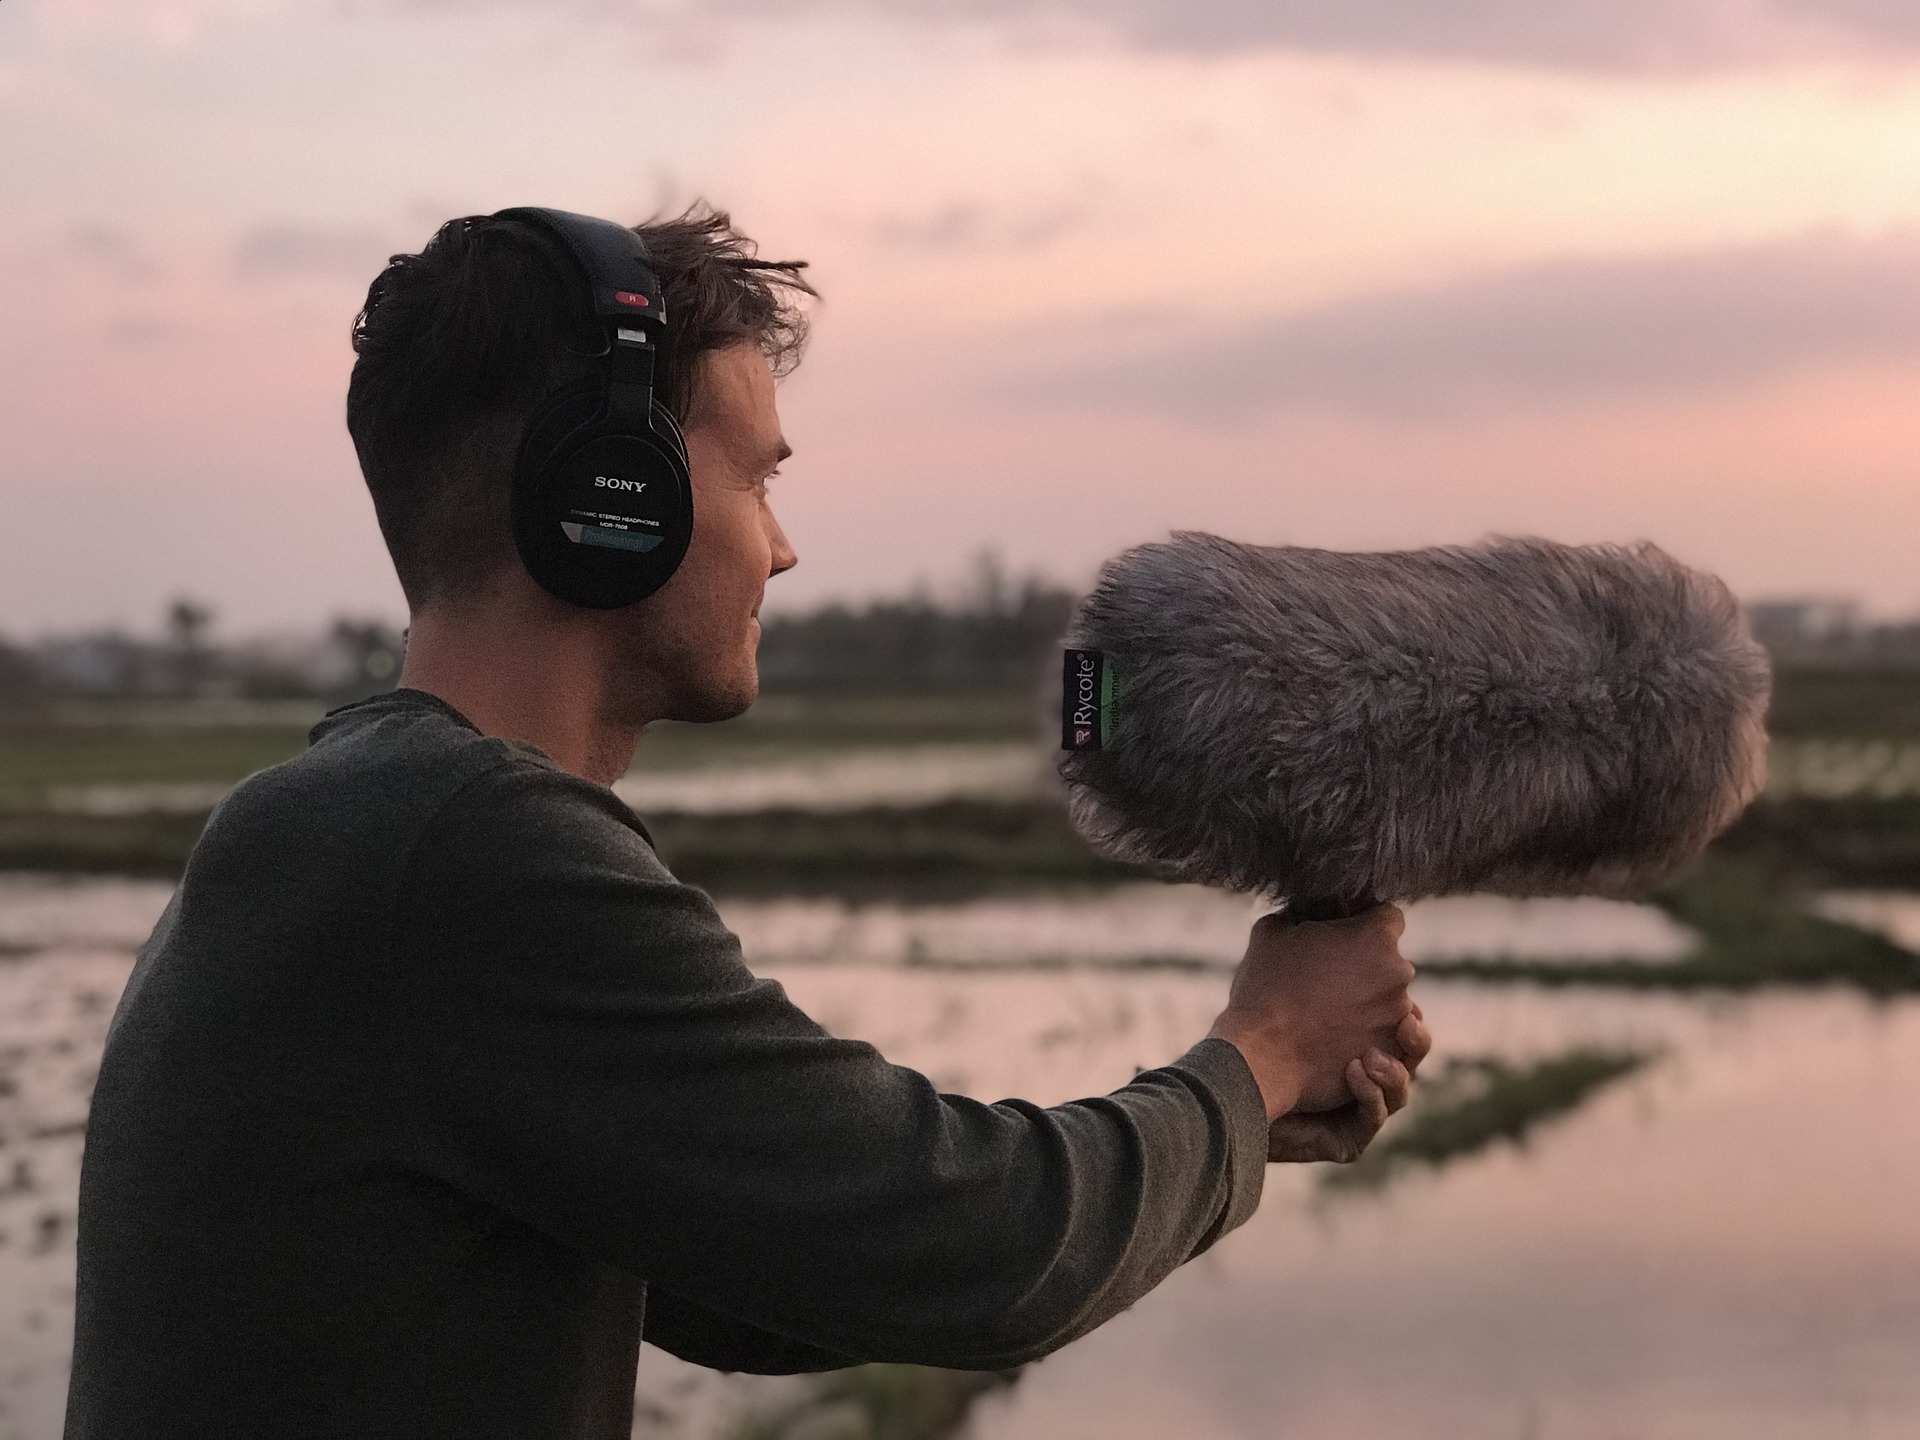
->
xmin=650 ymin=398 xmax=689 ymax=467
xmin=513 ymin=413 xmax=693 ymax=610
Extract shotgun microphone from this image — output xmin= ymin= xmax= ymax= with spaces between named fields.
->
xmin=1058 ymin=533 xmax=1771 ymax=919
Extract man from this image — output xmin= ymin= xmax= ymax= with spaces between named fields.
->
xmin=67 ymin=205 xmax=1428 ymax=1438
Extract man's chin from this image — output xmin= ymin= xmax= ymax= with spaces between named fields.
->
xmin=667 ymin=667 xmax=759 ymax=725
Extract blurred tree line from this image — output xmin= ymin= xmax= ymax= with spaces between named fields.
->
xmin=0 ymin=558 xmax=1078 ymax=708
xmin=756 ymin=557 xmax=1075 ymax=696
xmin=0 ymin=599 xmax=405 ymax=707
xmin=8 ymin=572 xmax=1915 ymax=713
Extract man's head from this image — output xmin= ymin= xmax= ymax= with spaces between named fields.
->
xmin=347 ymin=205 xmax=812 ymax=723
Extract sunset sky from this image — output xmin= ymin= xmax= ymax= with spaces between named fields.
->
xmin=4 ymin=0 xmax=1920 ymax=632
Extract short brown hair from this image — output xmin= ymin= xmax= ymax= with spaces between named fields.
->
xmin=346 ymin=204 xmax=813 ymax=607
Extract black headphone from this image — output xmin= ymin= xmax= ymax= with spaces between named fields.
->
xmin=494 ymin=206 xmax=694 ymax=610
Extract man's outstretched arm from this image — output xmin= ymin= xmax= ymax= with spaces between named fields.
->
xmin=395 ymin=761 xmax=1409 ymax=1370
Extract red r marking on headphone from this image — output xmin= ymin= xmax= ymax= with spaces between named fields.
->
xmin=614 ymin=291 xmax=651 ymax=307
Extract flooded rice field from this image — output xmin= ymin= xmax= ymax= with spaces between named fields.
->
xmin=1 ymin=875 xmax=1917 ymax=1439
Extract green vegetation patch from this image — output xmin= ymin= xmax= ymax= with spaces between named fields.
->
xmin=0 ymin=694 xmax=1037 ymax=802
xmin=1652 ymin=855 xmax=1920 ymax=990
xmin=1767 ymin=666 xmax=1920 ymax=740
xmin=650 ymin=801 xmax=1139 ymax=901
xmin=1422 ymin=857 xmax=1920 ymax=994
xmin=0 ymin=810 xmax=209 ymax=877
xmin=0 ymin=724 xmax=309 ymax=801
xmin=1322 ymin=1047 xmax=1655 ymax=1194
xmin=724 ymin=1364 xmax=1023 ymax=1440
xmin=1713 ymin=795 xmax=1920 ymax=890
xmin=0 ymin=799 xmax=1139 ymax=897
xmin=634 ymin=693 xmax=1040 ymax=771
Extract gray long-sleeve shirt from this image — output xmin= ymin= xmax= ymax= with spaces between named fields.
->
xmin=66 ymin=689 xmax=1268 ymax=1439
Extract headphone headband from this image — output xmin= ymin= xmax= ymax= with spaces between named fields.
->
xmin=492 ymin=206 xmax=668 ymax=330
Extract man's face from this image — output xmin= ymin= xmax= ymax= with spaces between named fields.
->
xmin=611 ymin=342 xmax=796 ymax=724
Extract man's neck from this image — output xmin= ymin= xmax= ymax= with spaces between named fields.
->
xmin=397 ymin=594 xmax=648 ymax=787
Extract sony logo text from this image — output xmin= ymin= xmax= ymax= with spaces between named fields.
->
xmin=593 ymin=476 xmax=646 ymax=493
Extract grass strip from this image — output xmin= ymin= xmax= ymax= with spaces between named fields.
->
xmin=1322 ymin=1047 xmax=1655 ymax=1194
xmin=0 ymin=811 xmax=209 ymax=877
xmin=1420 ymin=856 xmax=1920 ymax=994
xmin=1713 ymin=795 xmax=1920 ymax=889
xmin=647 ymin=802 xmax=1140 ymax=900
xmin=0 ymin=724 xmax=310 ymax=794
xmin=0 ymin=800 xmax=1136 ymax=896
xmin=1765 ymin=665 xmax=1920 ymax=740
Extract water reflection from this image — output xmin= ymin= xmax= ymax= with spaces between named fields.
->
xmin=962 ymin=987 xmax=1920 ymax=1440
xmin=1 ymin=877 xmax=1915 ymax=1440
xmin=724 ymin=888 xmax=1697 ymax=972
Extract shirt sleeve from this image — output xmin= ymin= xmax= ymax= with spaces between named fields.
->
xmin=392 ymin=760 xmax=1268 ymax=1371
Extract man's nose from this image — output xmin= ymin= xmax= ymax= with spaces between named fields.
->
xmin=767 ymin=511 xmax=798 ymax=578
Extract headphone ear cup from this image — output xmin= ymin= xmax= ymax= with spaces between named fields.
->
xmin=514 ymin=389 xmax=602 ymax=506
xmin=513 ymin=418 xmax=693 ymax=610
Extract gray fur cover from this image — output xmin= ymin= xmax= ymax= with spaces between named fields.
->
xmin=1058 ymin=533 xmax=1771 ymax=904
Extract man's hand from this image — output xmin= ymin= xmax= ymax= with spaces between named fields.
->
xmin=1207 ymin=906 xmax=1415 ymax=1120
xmin=1267 ymin=1005 xmax=1430 ymax=1163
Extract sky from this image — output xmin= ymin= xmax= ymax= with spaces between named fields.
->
xmin=3 ymin=0 xmax=1920 ymax=633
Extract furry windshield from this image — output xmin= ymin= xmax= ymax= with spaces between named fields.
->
xmin=1058 ymin=534 xmax=1771 ymax=906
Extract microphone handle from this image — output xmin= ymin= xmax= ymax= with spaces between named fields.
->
xmin=1284 ymin=893 xmax=1379 ymax=922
